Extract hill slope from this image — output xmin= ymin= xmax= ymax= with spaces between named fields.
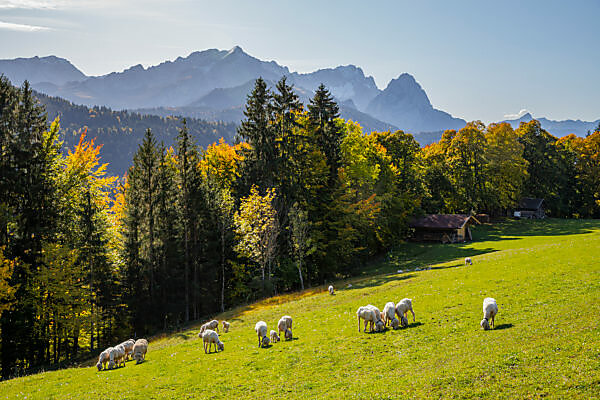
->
xmin=1 ymin=219 xmax=599 ymax=399
xmin=35 ymin=91 xmax=237 ymax=176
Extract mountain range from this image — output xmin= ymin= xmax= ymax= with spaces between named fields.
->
xmin=1 ymin=46 xmax=597 ymax=139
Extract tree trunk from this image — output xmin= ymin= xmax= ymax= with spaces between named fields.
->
xmin=297 ymin=258 xmax=304 ymax=290
xmin=184 ymin=222 xmax=189 ymax=322
xmin=220 ymin=227 xmax=225 ymax=313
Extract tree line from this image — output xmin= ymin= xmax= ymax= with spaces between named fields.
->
xmin=1 ymin=75 xmax=599 ymax=378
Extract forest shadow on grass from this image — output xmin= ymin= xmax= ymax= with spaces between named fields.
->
xmin=478 ymin=219 xmax=599 ymax=240
xmin=344 ymin=273 xmax=415 ymax=291
xmin=376 ymin=246 xmax=499 ymax=275
xmin=174 ymin=333 xmax=192 ymax=341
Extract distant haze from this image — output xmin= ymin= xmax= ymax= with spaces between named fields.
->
xmin=0 ymin=1 xmax=598 ymax=123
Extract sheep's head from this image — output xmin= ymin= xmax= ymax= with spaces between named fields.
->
xmin=390 ymin=317 xmax=399 ymax=329
xmin=96 ymin=362 xmax=103 ymax=371
xmin=261 ymin=335 xmax=270 ymax=347
xmin=481 ymin=318 xmax=490 ymax=330
xmin=375 ymin=320 xmax=385 ymax=332
xmin=134 ymin=353 xmax=143 ymax=364
xmin=218 ymin=341 xmax=224 ymax=351
xmin=401 ymin=315 xmax=409 ymax=328
xmin=285 ymin=328 xmax=293 ymax=340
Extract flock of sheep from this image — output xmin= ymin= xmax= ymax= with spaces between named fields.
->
xmin=94 ymin=257 xmax=500 ymax=371
xmin=96 ymin=338 xmax=148 ymax=371
xmin=355 ymin=258 xmax=498 ymax=333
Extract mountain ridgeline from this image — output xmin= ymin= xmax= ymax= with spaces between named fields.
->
xmin=0 ymin=47 xmax=465 ymax=134
xmin=1 ymin=46 xmax=597 ymax=151
xmin=35 ymin=91 xmax=237 ymax=176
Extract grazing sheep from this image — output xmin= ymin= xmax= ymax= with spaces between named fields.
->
xmin=481 ymin=297 xmax=498 ymax=330
xmin=277 ymin=315 xmax=293 ymax=338
xmin=282 ymin=316 xmax=293 ymax=331
xmin=277 ymin=316 xmax=293 ymax=340
xmin=400 ymin=315 xmax=409 ymax=328
xmin=328 ymin=285 xmax=334 ymax=295
xmin=356 ymin=306 xmax=383 ymax=333
xmin=96 ymin=347 xmax=113 ymax=371
xmin=200 ymin=319 xmax=220 ymax=334
xmin=382 ymin=302 xmax=396 ymax=326
xmin=365 ymin=304 xmax=382 ymax=322
xmin=255 ymin=321 xmax=270 ymax=348
xmin=270 ymin=330 xmax=280 ymax=343
xmin=202 ymin=329 xmax=224 ymax=353
xmin=108 ymin=344 xmax=126 ymax=369
xmin=465 ymin=257 xmax=473 ymax=266
xmin=119 ymin=339 xmax=135 ymax=361
xmin=132 ymin=339 xmax=148 ymax=364
xmin=365 ymin=305 xmax=385 ymax=332
xmin=222 ymin=321 xmax=230 ymax=333
xmin=390 ymin=317 xmax=400 ymax=330
xmin=395 ymin=298 xmax=415 ymax=323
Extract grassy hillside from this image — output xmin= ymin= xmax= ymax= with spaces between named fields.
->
xmin=2 ymin=219 xmax=599 ymax=399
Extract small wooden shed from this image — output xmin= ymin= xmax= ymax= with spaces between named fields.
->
xmin=409 ymin=214 xmax=480 ymax=243
xmin=514 ymin=198 xmax=545 ymax=219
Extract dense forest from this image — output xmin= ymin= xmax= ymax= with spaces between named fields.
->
xmin=0 ymin=74 xmax=599 ymax=379
xmin=35 ymin=91 xmax=237 ymax=176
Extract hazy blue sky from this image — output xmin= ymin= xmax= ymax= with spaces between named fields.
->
xmin=0 ymin=0 xmax=598 ymax=122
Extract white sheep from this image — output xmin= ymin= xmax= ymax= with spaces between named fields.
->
xmin=395 ymin=298 xmax=415 ymax=323
xmin=202 ymin=329 xmax=224 ymax=353
xmin=365 ymin=304 xmax=382 ymax=322
xmin=465 ymin=257 xmax=473 ymax=266
xmin=382 ymin=302 xmax=396 ymax=326
xmin=119 ymin=339 xmax=135 ymax=361
xmin=365 ymin=305 xmax=385 ymax=331
xmin=356 ymin=306 xmax=383 ymax=333
xmin=222 ymin=321 xmax=230 ymax=333
xmin=108 ymin=344 xmax=126 ymax=369
xmin=481 ymin=297 xmax=498 ymax=330
xmin=96 ymin=347 xmax=113 ymax=371
xmin=400 ymin=315 xmax=409 ymax=328
xmin=132 ymin=338 xmax=148 ymax=364
xmin=328 ymin=285 xmax=334 ymax=295
xmin=200 ymin=319 xmax=220 ymax=334
xmin=255 ymin=321 xmax=270 ymax=347
xmin=277 ymin=316 xmax=293 ymax=340
xmin=270 ymin=330 xmax=280 ymax=343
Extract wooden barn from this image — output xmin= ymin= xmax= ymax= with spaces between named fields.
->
xmin=410 ymin=214 xmax=480 ymax=243
xmin=514 ymin=198 xmax=545 ymax=219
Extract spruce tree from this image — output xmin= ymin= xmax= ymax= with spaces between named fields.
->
xmin=308 ymin=84 xmax=342 ymax=186
xmin=237 ymin=77 xmax=275 ymax=189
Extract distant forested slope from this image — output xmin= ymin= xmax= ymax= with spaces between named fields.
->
xmin=35 ymin=92 xmax=238 ymax=176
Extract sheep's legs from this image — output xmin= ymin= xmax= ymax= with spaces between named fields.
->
xmin=491 ymin=316 xmax=495 ymax=329
xmin=410 ymin=309 xmax=416 ymax=322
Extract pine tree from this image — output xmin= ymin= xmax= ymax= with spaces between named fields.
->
xmin=308 ymin=84 xmax=342 ymax=186
xmin=238 ymin=77 xmax=275 ymax=189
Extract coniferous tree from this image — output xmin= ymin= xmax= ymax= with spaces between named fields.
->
xmin=308 ymin=84 xmax=342 ymax=186
xmin=238 ymin=77 xmax=275 ymax=190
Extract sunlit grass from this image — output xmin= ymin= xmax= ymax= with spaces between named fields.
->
xmin=2 ymin=219 xmax=599 ymax=399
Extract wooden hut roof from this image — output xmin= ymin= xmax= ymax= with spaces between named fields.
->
xmin=517 ymin=198 xmax=544 ymax=210
xmin=409 ymin=214 xmax=480 ymax=229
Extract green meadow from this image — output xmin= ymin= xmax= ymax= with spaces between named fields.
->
xmin=2 ymin=219 xmax=599 ymax=399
